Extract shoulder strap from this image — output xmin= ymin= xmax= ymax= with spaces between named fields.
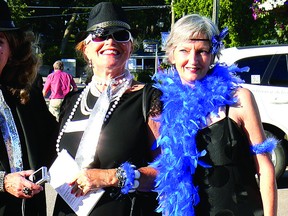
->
xmin=142 ymin=84 xmax=148 ymax=122
xmin=225 ymin=105 xmax=230 ymax=116
xmin=226 ymin=105 xmax=237 ymax=142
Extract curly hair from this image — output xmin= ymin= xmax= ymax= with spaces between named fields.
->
xmin=1 ymin=30 xmax=40 ymax=104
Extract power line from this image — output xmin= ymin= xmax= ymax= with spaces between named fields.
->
xmin=24 ymin=12 xmax=88 ymax=19
xmin=22 ymin=5 xmax=170 ymax=10
xmin=18 ymin=5 xmax=170 ymax=19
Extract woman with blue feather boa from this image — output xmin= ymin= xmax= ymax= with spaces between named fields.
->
xmin=152 ymin=14 xmax=277 ymax=216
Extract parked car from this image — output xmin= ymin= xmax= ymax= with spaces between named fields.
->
xmin=218 ymin=44 xmax=288 ymax=179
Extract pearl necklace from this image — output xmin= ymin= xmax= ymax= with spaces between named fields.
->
xmin=56 ymin=72 xmax=133 ymax=154
xmin=92 ymin=72 xmax=128 ymax=86
xmin=80 ymin=75 xmax=130 ymax=116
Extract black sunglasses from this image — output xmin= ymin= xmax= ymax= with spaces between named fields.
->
xmin=89 ymin=30 xmax=132 ymax=43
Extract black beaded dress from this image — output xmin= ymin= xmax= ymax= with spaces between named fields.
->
xmin=52 ymin=84 xmax=161 ymax=216
xmin=195 ymin=107 xmax=264 ymax=216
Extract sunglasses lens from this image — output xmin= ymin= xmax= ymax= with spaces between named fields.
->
xmin=113 ymin=30 xmax=131 ymax=42
xmin=91 ymin=35 xmax=106 ymax=42
xmin=89 ymin=30 xmax=131 ymax=43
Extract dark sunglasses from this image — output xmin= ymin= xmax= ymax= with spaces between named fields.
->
xmin=90 ymin=30 xmax=132 ymax=43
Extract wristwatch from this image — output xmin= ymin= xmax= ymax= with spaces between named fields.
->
xmin=0 ymin=171 xmax=6 ymax=192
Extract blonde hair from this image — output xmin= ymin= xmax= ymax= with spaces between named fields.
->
xmin=53 ymin=60 xmax=64 ymax=70
xmin=75 ymin=41 xmax=88 ymax=62
xmin=165 ymin=14 xmax=220 ymax=63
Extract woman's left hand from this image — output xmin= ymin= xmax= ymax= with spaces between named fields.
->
xmin=4 ymin=170 xmax=44 ymax=198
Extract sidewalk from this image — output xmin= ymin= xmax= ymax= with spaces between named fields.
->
xmin=45 ymin=183 xmax=57 ymax=216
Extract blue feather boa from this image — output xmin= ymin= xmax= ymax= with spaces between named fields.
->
xmin=250 ymin=138 xmax=277 ymax=155
xmin=151 ymin=63 xmax=248 ymax=215
xmin=119 ymin=162 xmax=135 ymax=194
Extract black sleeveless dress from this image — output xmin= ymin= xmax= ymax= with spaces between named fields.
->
xmin=195 ymin=107 xmax=264 ymax=216
xmin=52 ymin=84 xmax=161 ymax=216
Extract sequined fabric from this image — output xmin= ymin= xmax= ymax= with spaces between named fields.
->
xmin=0 ymin=89 xmax=23 ymax=172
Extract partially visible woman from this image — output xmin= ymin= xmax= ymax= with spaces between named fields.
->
xmin=52 ymin=2 xmax=161 ymax=216
xmin=153 ymin=14 xmax=277 ymax=216
xmin=0 ymin=1 xmax=58 ymax=215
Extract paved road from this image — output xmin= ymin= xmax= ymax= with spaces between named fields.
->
xmin=45 ymin=169 xmax=288 ymax=216
xmin=277 ymin=168 xmax=288 ymax=216
xmin=45 ymin=183 xmax=57 ymax=216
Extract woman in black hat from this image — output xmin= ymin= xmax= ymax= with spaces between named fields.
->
xmin=52 ymin=2 xmax=161 ymax=216
xmin=0 ymin=1 xmax=58 ymax=215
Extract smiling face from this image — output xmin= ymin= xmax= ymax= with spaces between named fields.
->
xmin=84 ymin=33 xmax=132 ymax=79
xmin=0 ymin=32 xmax=11 ymax=76
xmin=171 ymin=38 xmax=213 ymax=84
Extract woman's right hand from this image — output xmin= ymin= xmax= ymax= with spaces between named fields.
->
xmin=4 ymin=170 xmax=44 ymax=198
xmin=68 ymin=168 xmax=117 ymax=197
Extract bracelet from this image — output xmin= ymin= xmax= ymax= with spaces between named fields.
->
xmin=250 ymin=138 xmax=277 ymax=155
xmin=116 ymin=162 xmax=141 ymax=194
xmin=116 ymin=166 xmax=127 ymax=188
xmin=0 ymin=171 xmax=6 ymax=192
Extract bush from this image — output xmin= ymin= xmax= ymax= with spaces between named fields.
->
xmin=132 ymin=69 xmax=155 ymax=83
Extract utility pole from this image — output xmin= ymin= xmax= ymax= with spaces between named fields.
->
xmin=171 ymin=0 xmax=175 ymax=28
xmin=212 ymin=0 xmax=220 ymax=26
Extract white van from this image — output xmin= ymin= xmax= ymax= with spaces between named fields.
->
xmin=219 ymin=44 xmax=288 ymax=179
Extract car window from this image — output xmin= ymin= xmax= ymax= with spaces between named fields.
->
xmin=235 ymin=55 xmax=272 ymax=84
xmin=270 ymin=54 xmax=288 ymax=86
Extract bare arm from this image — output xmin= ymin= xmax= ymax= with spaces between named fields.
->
xmin=137 ymin=116 xmax=161 ymax=191
xmin=42 ymin=90 xmax=47 ymax=97
xmin=70 ymin=77 xmax=78 ymax=92
xmin=235 ymin=88 xmax=277 ymax=216
xmin=42 ymin=76 xmax=51 ymax=97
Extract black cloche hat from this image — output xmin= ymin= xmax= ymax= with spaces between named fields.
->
xmin=76 ymin=2 xmax=133 ymax=43
xmin=0 ymin=0 xmax=19 ymax=31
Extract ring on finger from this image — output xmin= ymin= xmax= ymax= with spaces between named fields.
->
xmin=78 ymin=185 xmax=84 ymax=190
xmin=22 ymin=187 xmax=32 ymax=196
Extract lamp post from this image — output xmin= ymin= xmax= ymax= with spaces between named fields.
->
xmin=212 ymin=0 xmax=220 ymax=26
xmin=171 ymin=0 xmax=175 ymax=28
xmin=154 ymin=43 xmax=159 ymax=74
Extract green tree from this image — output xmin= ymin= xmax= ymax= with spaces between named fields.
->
xmin=166 ymin=0 xmax=279 ymax=46
xmin=7 ymin=0 xmax=32 ymax=24
xmin=8 ymin=0 xmax=286 ymax=68
xmin=251 ymin=0 xmax=288 ymax=43
xmin=17 ymin=0 xmax=169 ymax=68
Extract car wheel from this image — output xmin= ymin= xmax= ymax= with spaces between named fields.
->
xmin=265 ymin=130 xmax=287 ymax=179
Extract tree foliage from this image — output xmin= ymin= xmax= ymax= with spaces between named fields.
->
xmin=7 ymin=0 xmax=286 ymax=71
xmin=7 ymin=0 xmax=33 ymax=22
xmin=8 ymin=0 xmax=170 ymax=66
xmin=166 ymin=0 xmax=280 ymax=47
xmin=251 ymin=0 xmax=288 ymax=43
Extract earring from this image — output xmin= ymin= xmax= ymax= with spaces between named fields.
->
xmin=88 ymin=59 xmax=93 ymax=68
xmin=209 ymin=64 xmax=215 ymax=69
xmin=168 ymin=64 xmax=177 ymax=75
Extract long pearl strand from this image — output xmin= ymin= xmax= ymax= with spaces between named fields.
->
xmin=56 ymin=91 xmax=83 ymax=153
xmin=56 ymin=74 xmax=132 ymax=154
